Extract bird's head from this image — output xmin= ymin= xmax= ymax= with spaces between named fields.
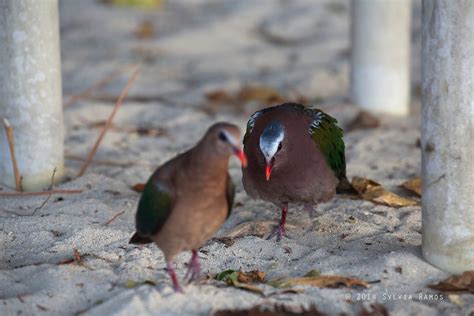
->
xmin=259 ymin=120 xmax=285 ymax=181
xmin=205 ymin=122 xmax=247 ymax=167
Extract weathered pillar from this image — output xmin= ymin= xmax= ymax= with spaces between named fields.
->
xmin=422 ymin=0 xmax=474 ymax=273
xmin=0 ymin=0 xmax=64 ymax=191
xmin=350 ymin=0 xmax=411 ymax=115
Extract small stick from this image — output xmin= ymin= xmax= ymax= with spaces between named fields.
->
xmin=0 ymin=189 xmax=82 ymax=197
xmin=17 ymin=294 xmax=25 ymax=303
xmin=73 ymin=248 xmax=83 ymax=265
xmin=63 ymin=69 xmax=122 ymax=107
xmin=31 ymin=168 xmax=57 ymax=215
xmin=104 ymin=210 xmax=125 ymax=226
xmin=77 ymin=67 xmax=140 ymax=177
xmin=3 ymin=118 xmax=22 ymax=191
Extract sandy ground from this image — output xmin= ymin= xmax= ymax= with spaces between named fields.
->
xmin=1 ymin=0 xmax=471 ymax=315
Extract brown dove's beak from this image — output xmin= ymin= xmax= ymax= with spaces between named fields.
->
xmin=233 ymin=147 xmax=248 ymax=168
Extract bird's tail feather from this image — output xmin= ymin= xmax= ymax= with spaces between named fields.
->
xmin=336 ymin=176 xmax=358 ymax=195
xmin=129 ymin=232 xmax=153 ymax=244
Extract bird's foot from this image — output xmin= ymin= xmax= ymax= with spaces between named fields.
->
xmin=166 ymin=261 xmax=183 ymax=293
xmin=303 ymin=204 xmax=320 ymax=218
xmin=185 ymin=250 xmax=201 ymax=283
xmin=266 ymin=225 xmax=286 ymax=242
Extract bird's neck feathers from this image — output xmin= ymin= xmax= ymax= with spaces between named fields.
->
xmin=187 ymin=144 xmax=230 ymax=181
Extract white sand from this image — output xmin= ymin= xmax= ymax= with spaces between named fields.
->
xmin=1 ymin=0 xmax=470 ymax=315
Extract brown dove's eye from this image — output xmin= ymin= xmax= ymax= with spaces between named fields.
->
xmin=218 ymin=132 xmax=227 ymax=142
xmin=277 ymin=143 xmax=282 ymax=151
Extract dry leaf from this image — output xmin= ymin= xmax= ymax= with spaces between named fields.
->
xmin=103 ymin=0 xmax=164 ymax=9
xmin=214 ymin=304 xmax=325 ymax=316
xmin=304 ymin=269 xmax=321 ymax=278
xmin=269 ymin=275 xmax=369 ymax=289
xmin=428 ymin=270 xmax=474 ymax=293
xmin=447 ymin=294 xmax=464 ymax=307
xmin=205 ymin=90 xmax=234 ymax=104
xmin=132 ymin=183 xmax=145 ymax=192
xmin=211 ymin=237 xmax=236 ymax=247
xmin=347 ymin=110 xmax=380 ymax=131
xmin=134 ymin=20 xmax=155 ymax=39
xmin=237 ymin=86 xmax=285 ymax=104
xmin=216 ymin=269 xmax=265 ymax=294
xmin=238 ymin=270 xmax=266 ymax=283
xmin=352 ymin=177 xmax=418 ymax=208
xmin=226 ymin=220 xmax=296 ymax=239
xmin=400 ymin=176 xmax=422 ymax=197
xmin=358 ymin=303 xmax=388 ymax=316
xmin=124 ymin=279 xmax=156 ymax=289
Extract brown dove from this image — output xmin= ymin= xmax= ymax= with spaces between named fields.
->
xmin=129 ymin=122 xmax=247 ymax=292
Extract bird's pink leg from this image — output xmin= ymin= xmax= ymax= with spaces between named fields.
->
xmin=184 ymin=250 xmax=201 ymax=282
xmin=166 ymin=261 xmax=182 ymax=293
xmin=267 ymin=204 xmax=288 ymax=241
xmin=303 ymin=204 xmax=320 ymax=218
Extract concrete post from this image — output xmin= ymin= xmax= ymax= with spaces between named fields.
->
xmin=0 ymin=0 xmax=64 ymax=191
xmin=422 ymin=0 xmax=474 ymax=273
xmin=350 ymin=0 xmax=411 ymax=115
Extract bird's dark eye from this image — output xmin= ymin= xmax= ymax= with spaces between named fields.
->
xmin=277 ymin=143 xmax=282 ymax=151
xmin=218 ymin=132 xmax=227 ymax=142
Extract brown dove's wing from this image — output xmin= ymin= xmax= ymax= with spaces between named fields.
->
xmin=129 ymin=175 xmax=173 ymax=244
xmin=226 ymin=173 xmax=235 ymax=218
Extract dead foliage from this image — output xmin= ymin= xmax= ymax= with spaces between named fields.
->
xmin=214 ymin=304 xmax=326 ymax=316
xmin=132 ymin=183 xmax=146 ymax=192
xmin=134 ymin=20 xmax=155 ymax=39
xmin=428 ymin=270 xmax=474 ymax=293
xmin=211 ymin=236 xmax=236 ymax=247
xmin=352 ymin=177 xmax=418 ymax=208
xmin=216 ymin=269 xmax=266 ymax=294
xmin=202 ymin=86 xmax=286 ymax=115
xmin=399 ymin=176 xmax=422 ymax=197
xmin=268 ymin=275 xmax=369 ymax=289
xmin=358 ymin=304 xmax=388 ymax=316
xmin=347 ymin=110 xmax=381 ymax=132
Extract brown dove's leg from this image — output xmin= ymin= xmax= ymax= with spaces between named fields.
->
xmin=267 ymin=204 xmax=288 ymax=242
xmin=166 ymin=261 xmax=182 ymax=293
xmin=303 ymin=204 xmax=320 ymax=218
xmin=185 ymin=250 xmax=201 ymax=282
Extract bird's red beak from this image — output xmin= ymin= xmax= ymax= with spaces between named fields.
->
xmin=265 ymin=164 xmax=272 ymax=181
xmin=233 ymin=148 xmax=248 ymax=168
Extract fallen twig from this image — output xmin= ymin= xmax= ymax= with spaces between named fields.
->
xmin=104 ymin=210 xmax=125 ymax=226
xmin=77 ymin=67 xmax=141 ymax=177
xmin=63 ymin=69 xmax=122 ymax=107
xmin=17 ymin=294 xmax=25 ymax=303
xmin=73 ymin=248 xmax=83 ymax=265
xmin=31 ymin=168 xmax=57 ymax=216
xmin=3 ymin=118 xmax=22 ymax=191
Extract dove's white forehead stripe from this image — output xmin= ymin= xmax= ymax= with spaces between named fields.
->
xmin=259 ymin=121 xmax=285 ymax=163
xmin=222 ymin=130 xmax=238 ymax=147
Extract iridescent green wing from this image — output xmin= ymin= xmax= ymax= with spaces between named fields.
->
xmin=135 ymin=174 xmax=173 ymax=236
xmin=243 ymin=111 xmax=262 ymax=145
xmin=225 ymin=173 xmax=235 ymax=219
xmin=307 ymin=108 xmax=346 ymax=179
